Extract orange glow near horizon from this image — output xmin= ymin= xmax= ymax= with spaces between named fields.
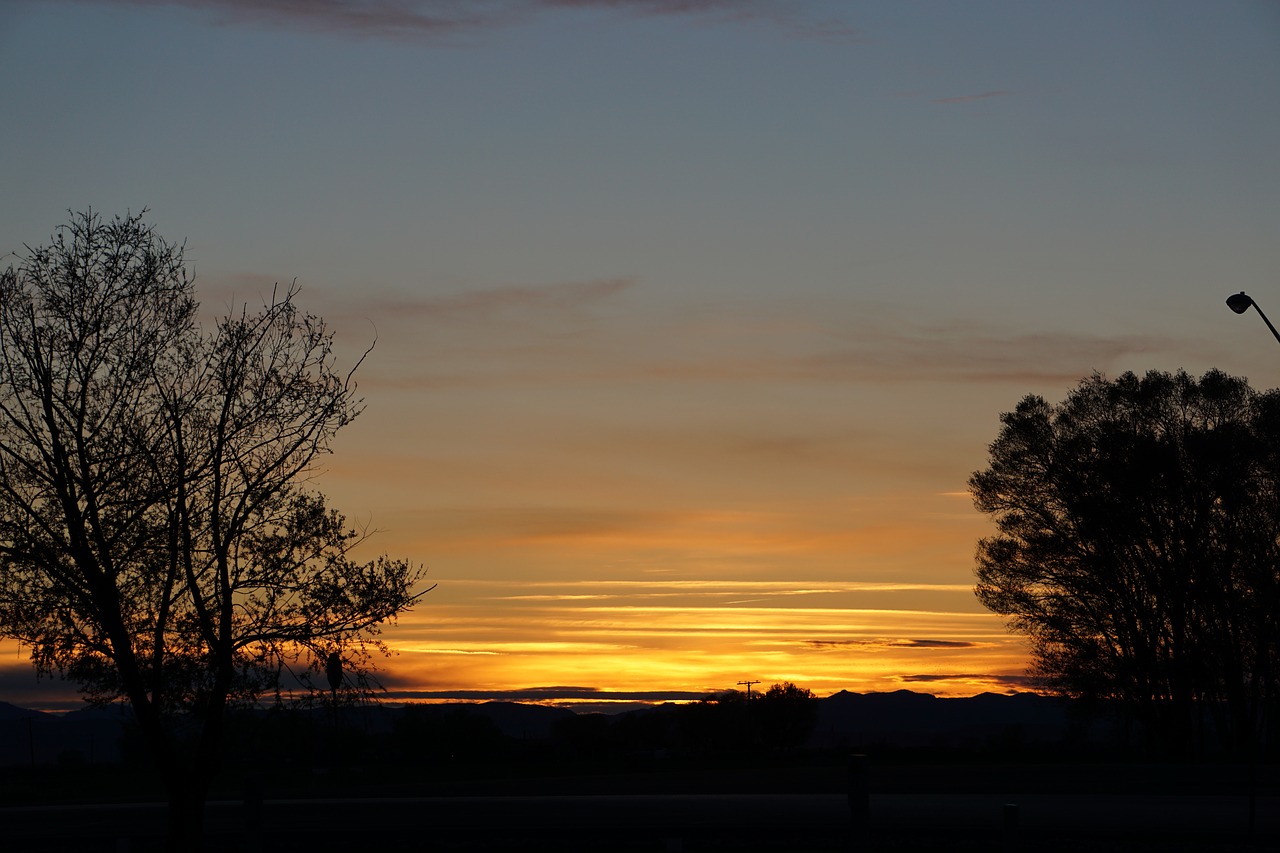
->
xmin=0 ymin=575 xmax=1035 ymax=711
xmin=347 ymin=572 xmax=1034 ymax=703
xmin=316 ymin=482 xmax=1036 ymax=703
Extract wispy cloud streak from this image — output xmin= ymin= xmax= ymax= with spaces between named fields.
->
xmin=933 ymin=90 xmax=1015 ymax=104
xmin=453 ymin=579 xmax=975 ymax=593
xmin=371 ymin=277 xmax=634 ymax=321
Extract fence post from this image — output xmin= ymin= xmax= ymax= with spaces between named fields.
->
xmin=1003 ymin=802 xmax=1020 ymax=852
xmin=848 ymin=753 xmax=869 ymax=841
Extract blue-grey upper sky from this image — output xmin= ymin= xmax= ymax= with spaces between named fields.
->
xmin=1 ymin=0 xmax=1278 ymax=706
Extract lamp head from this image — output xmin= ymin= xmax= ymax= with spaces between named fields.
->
xmin=1226 ymin=292 xmax=1255 ymax=315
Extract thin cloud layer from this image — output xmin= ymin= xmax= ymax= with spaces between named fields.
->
xmin=933 ymin=90 xmax=1015 ymax=105
xmin=371 ymin=277 xmax=634 ymax=321
xmin=357 ymin=288 xmax=1192 ymax=390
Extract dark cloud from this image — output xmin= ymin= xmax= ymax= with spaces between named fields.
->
xmin=107 ymin=0 xmax=506 ymax=39
xmin=807 ymin=638 xmax=983 ymax=650
xmin=892 ymin=639 xmax=981 ymax=649
xmin=67 ymin=0 xmax=861 ymax=42
xmin=538 ymin=0 xmax=864 ymax=42
xmin=543 ymin=0 xmax=748 ymax=12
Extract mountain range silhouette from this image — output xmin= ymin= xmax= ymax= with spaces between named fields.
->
xmin=1 ymin=690 xmax=1105 ymax=767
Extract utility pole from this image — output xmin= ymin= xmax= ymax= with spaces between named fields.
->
xmin=737 ymin=680 xmax=761 ymax=746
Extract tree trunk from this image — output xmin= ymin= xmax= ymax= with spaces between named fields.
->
xmin=133 ymin=697 xmax=220 ymax=852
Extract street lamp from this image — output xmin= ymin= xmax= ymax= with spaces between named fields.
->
xmin=1224 ymin=288 xmax=1270 ymax=838
xmin=1226 ymin=291 xmax=1280 ymax=346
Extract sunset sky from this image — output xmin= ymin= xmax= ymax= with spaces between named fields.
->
xmin=1 ymin=0 xmax=1278 ymax=711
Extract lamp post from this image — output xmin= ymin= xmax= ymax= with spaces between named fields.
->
xmin=1225 ymin=292 xmax=1280 ymax=346
xmin=1220 ymin=292 xmax=1268 ymax=837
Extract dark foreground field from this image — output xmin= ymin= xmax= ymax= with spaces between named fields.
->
xmin=1 ymin=759 xmax=1276 ymax=852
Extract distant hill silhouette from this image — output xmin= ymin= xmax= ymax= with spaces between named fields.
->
xmin=463 ymin=701 xmax=576 ymax=739
xmin=0 ymin=702 xmax=129 ymax=766
xmin=0 ymin=701 xmax=44 ymax=722
xmin=809 ymin=689 xmax=1095 ymax=752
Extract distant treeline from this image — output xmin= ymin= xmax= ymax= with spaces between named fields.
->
xmin=7 ymin=684 xmax=1277 ymax=779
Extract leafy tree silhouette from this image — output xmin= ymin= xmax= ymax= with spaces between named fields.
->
xmin=757 ymin=682 xmax=818 ymax=752
xmin=971 ymin=369 xmax=1279 ymax=757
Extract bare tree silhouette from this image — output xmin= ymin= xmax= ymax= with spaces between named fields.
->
xmin=0 ymin=211 xmax=429 ymax=849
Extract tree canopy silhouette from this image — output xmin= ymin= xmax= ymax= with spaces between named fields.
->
xmin=0 ymin=211 xmax=429 ymax=848
xmin=970 ymin=369 xmax=1279 ymax=756
xmin=757 ymin=681 xmax=817 ymax=751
